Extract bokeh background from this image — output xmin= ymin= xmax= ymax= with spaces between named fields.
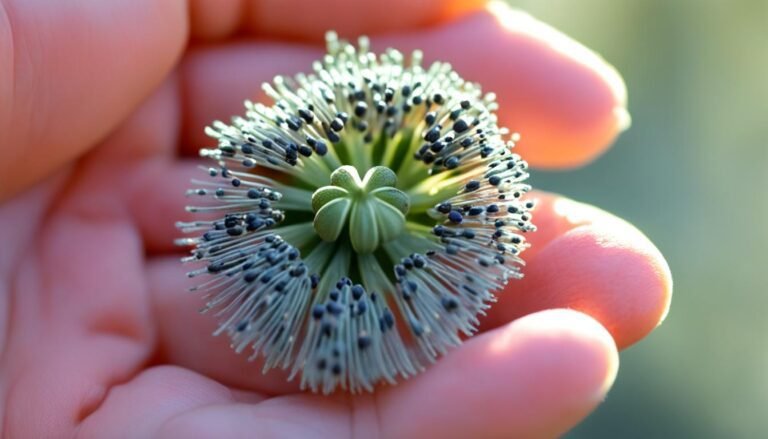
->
xmin=506 ymin=0 xmax=767 ymax=437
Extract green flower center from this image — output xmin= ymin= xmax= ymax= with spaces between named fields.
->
xmin=312 ymin=166 xmax=409 ymax=254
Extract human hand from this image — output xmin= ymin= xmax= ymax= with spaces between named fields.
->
xmin=0 ymin=1 xmax=672 ymax=437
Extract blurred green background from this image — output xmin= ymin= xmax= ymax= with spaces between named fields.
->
xmin=508 ymin=0 xmax=768 ymax=437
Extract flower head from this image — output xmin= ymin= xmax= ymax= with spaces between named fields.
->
xmin=177 ymin=32 xmax=535 ymax=394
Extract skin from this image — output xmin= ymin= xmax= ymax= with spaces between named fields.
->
xmin=0 ymin=1 xmax=672 ymax=438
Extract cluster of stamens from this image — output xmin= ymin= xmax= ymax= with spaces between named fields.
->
xmin=177 ymin=32 xmax=535 ymax=393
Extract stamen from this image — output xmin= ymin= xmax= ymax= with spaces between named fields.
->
xmin=178 ymin=31 xmax=535 ymax=394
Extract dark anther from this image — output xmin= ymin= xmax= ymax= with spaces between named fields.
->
xmin=357 ymin=335 xmax=372 ymax=349
xmin=298 ymin=108 xmax=315 ymax=123
xmin=354 ymin=102 xmax=368 ymax=117
xmin=448 ymin=211 xmax=463 ymax=223
xmin=441 ymin=297 xmax=459 ymax=311
xmin=351 ymin=285 xmax=365 ymax=300
xmin=424 ymin=125 xmax=441 ymax=142
xmin=453 ymin=119 xmax=469 ymax=133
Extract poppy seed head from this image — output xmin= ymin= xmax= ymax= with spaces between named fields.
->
xmin=176 ymin=32 xmax=536 ymax=394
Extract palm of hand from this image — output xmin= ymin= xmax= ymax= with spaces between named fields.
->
xmin=0 ymin=2 xmax=671 ymax=438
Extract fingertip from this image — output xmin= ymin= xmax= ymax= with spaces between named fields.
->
xmin=377 ymin=2 xmax=629 ymax=169
xmin=380 ymin=309 xmax=618 ymax=438
xmin=492 ymin=196 xmax=672 ymax=348
xmin=485 ymin=1 xmax=630 ymax=168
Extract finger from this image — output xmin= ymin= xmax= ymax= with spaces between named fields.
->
xmin=0 ymin=0 xmax=187 ymax=200
xmin=126 ymin=159 xmax=202 ymax=254
xmin=180 ymin=43 xmax=321 ymax=153
xmin=377 ymin=2 xmax=629 ymax=168
xmin=146 ymin=255 xmax=302 ymax=395
xmin=149 ymin=309 xmax=618 ymax=439
xmin=377 ymin=309 xmax=618 ymax=439
xmin=483 ymin=192 xmax=673 ymax=349
xmin=179 ymin=3 xmax=628 ymax=169
xmin=76 ymin=365 xmax=266 ymax=438
xmin=187 ymin=0 xmax=487 ymax=41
